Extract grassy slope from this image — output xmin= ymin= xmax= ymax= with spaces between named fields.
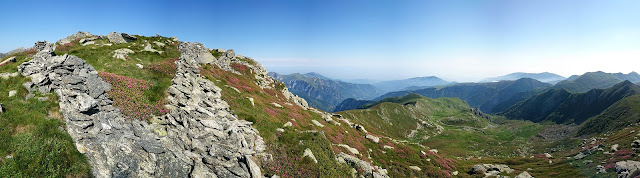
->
xmin=578 ymin=95 xmax=640 ymax=136
xmin=338 ymin=93 xmax=592 ymax=177
xmin=0 ymin=53 xmax=90 ymax=177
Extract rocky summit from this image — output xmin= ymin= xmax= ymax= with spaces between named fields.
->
xmin=4 ymin=31 xmax=640 ymax=178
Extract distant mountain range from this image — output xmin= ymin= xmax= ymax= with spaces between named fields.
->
xmin=482 ymin=72 xmax=566 ymax=84
xmin=271 ymin=72 xmax=452 ymax=112
xmin=372 ymin=76 xmax=451 ymax=93
xmin=500 ymin=80 xmax=640 ymax=124
xmin=372 ymin=78 xmax=551 ymax=113
xmin=553 ymin=71 xmax=640 ymax=93
xmin=269 ymin=72 xmax=383 ymax=112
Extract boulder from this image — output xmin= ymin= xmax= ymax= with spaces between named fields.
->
xmin=8 ymin=90 xmax=16 ymax=97
xmin=339 ymin=144 xmax=360 ymax=155
xmin=107 ymin=32 xmax=136 ymax=44
xmin=283 ymin=121 xmax=292 ymax=127
xmin=616 ymin=160 xmax=640 ymax=178
xmin=632 ymin=140 xmax=640 ymax=150
xmin=271 ymin=102 xmax=283 ymax=108
xmin=142 ymin=42 xmax=163 ymax=54
xmin=596 ymin=165 xmax=607 ymax=174
xmin=470 ymin=164 xmax=514 ymax=176
xmin=409 ymin=166 xmax=421 ymax=171
xmin=113 ymin=48 xmax=134 ymax=60
xmin=365 ymin=134 xmax=380 ymax=143
xmin=0 ymin=56 xmax=16 ymax=66
xmin=311 ymin=120 xmax=324 ymax=127
xmin=574 ymin=152 xmax=587 ymax=160
xmin=544 ymin=153 xmax=552 ymax=158
xmin=0 ymin=72 xmax=19 ymax=79
xmin=612 ymin=144 xmax=619 ymax=152
xmin=515 ymin=171 xmax=533 ymax=178
xmin=302 ymin=148 xmax=318 ymax=163
xmin=0 ymin=103 xmax=3 ymax=113
xmin=136 ymin=64 xmax=144 ymax=69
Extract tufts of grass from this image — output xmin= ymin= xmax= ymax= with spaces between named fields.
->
xmin=0 ymin=75 xmax=90 ymax=177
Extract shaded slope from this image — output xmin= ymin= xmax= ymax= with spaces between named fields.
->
xmin=578 ymin=95 xmax=640 ymax=136
xmin=501 ymin=81 xmax=640 ymax=124
xmin=270 ymin=72 xmax=382 ymax=112
xmin=375 ymin=78 xmax=551 ymax=113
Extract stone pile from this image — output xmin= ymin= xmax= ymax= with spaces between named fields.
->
xmin=157 ymin=42 xmax=266 ymax=177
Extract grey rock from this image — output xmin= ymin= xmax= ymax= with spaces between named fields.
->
xmin=0 ymin=56 xmax=16 ymax=67
xmin=25 ymin=94 xmax=35 ymax=100
xmin=515 ymin=171 xmax=533 ymax=178
xmin=596 ymin=165 xmax=607 ymax=174
xmin=73 ymin=93 xmax=97 ymax=112
xmin=616 ymin=160 xmax=640 ymax=178
xmin=107 ymin=32 xmax=136 ymax=44
xmin=0 ymin=103 xmax=3 ymax=113
xmin=8 ymin=90 xmax=16 ymax=97
xmin=57 ymin=31 xmax=93 ymax=44
xmin=112 ymin=48 xmax=134 ymax=60
xmin=574 ymin=152 xmax=587 ymax=160
xmin=37 ymin=97 xmax=48 ymax=101
xmin=302 ymin=148 xmax=318 ymax=163
xmin=470 ymin=164 xmax=514 ymax=176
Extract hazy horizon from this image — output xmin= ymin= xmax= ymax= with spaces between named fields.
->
xmin=2 ymin=0 xmax=640 ymax=82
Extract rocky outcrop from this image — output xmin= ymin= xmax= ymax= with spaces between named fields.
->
xmin=107 ymin=32 xmax=137 ymax=44
xmin=112 ymin=48 xmax=134 ymax=60
xmin=616 ymin=160 xmax=640 ymax=178
xmin=57 ymin=31 xmax=93 ymax=44
xmin=18 ymin=41 xmax=265 ymax=177
xmin=470 ymin=164 xmax=514 ymax=177
xmin=336 ymin=152 xmax=389 ymax=178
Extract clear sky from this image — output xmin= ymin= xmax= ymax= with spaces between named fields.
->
xmin=1 ymin=0 xmax=639 ymax=82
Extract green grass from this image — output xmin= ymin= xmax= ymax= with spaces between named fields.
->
xmin=0 ymin=75 xmax=90 ymax=177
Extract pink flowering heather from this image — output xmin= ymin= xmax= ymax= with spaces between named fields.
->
xmin=99 ymin=71 xmax=169 ymax=120
xmin=148 ymin=58 xmax=178 ymax=76
xmin=55 ymin=42 xmax=75 ymax=52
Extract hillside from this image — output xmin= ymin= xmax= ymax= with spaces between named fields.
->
xmin=269 ymin=72 xmax=383 ymax=112
xmin=578 ymin=95 xmax=640 ymax=136
xmin=553 ymin=71 xmax=640 ymax=93
xmin=373 ymin=76 xmax=451 ymax=93
xmin=501 ymin=81 xmax=640 ymax=124
xmin=333 ymin=98 xmax=374 ymax=112
xmin=482 ymin=72 xmax=566 ymax=84
xmin=374 ymin=78 xmax=551 ymax=113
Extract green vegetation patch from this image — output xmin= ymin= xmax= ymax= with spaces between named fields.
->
xmin=0 ymin=75 xmax=90 ymax=177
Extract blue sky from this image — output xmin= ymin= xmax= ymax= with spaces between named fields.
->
xmin=1 ymin=0 xmax=640 ymax=82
